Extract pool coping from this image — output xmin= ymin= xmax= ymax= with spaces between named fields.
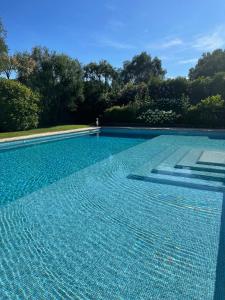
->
xmin=0 ymin=127 xmax=100 ymax=143
xmin=1 ymin=126 xmax=225 ymax=144
xmin=102 ymin=126 xmax=225 ymax=133
xmin=101 ymin=126 xmax=225 ymax=137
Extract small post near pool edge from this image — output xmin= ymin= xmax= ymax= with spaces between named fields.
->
xmin=96 ymin=117 xmax=100 ymax=137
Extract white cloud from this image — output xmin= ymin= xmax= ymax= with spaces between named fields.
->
xmin=148 ymin=38 xmax=183 ymax=49
xmin=161 ymin=38 xmax=183 ymax=48
xmin=178 ymin=58 xmax=198 ymax=64
xmin=193 ymin=26 xmax=225 ymax=51
xmin=99 ymin=38 xmax=135 ymax=50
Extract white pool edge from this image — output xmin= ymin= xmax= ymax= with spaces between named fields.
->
xmin=0 ymin=127 xmax=100 ymax=143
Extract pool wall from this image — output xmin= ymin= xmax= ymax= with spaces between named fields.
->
xmin=101 ymin=126 xmax=225 ymax=138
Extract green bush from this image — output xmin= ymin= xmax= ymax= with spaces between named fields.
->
xmin=104 ymin=96 xmax=186 ymax=125
xmin=138 ymin=109 xmax=178 ymax=125
xmin=188 ymin=73 xmax=225 ymax=104
xmin=150 ymin=96 xmax=190 ymax=115
xmin=104 ymin=104 xmax=139 ymax=123
xmin=0 ymin=79 xmax=40 ymax=131
xmin=186 ymin=95 xmax=225 ymax=127
xmin=149 ymin=77 xmax=189 ymax=100
xmin=114 ymin=82 xmax=150 ymax=106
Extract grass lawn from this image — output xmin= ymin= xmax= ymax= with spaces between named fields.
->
xmin=0 ymin=124 xmax=90 ymax=139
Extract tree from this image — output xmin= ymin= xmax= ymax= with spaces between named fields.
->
xmin=0 ymin=54 xmax=16 ymax=79
xmin=0 ymin=19 xmax=11 ymax=78
xmin=80 ymin=60 xmax=118 ymax=121
xmin=189 ymin=49 xmax=225 ymax=80
xmin=187 ymin=95 xmax=225 ymax=127
xmin=84 ymin=60 xmax=117 ymax=86
xmin=0 ymin=79 xmax=40 ymax=131
xmin=14 ymin=52 xmax=36 ymax=82
xmin=188 ymin=73 xmax=225 ymax=104
xmin=15 ymin=47 xmax=84 ymax=125
xmin=0 ymin=19 xmax=7 ymax=56
xmin=121 ymin=52 xmax=166 ymax=84
xmin=148 ymin=76 xmax=188 ymax=100
xmin=114 ymin=82 xmax=150 ymax=106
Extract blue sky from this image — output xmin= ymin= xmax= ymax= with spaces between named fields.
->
xmin=1 ymin=0 xmax=225 ymax=77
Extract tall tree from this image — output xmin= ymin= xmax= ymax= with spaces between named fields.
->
xmin=121 ymin=52 xmax=166 ymax=84
xmin=16 ymin=47 xmax=84 ymax=125
xmin=14 ymin=52 xmax=37 ymax=82
xmin=0 ymin=18 xmax=7 ymax=55
xmin=0 ymin=18 xmax=11 ymax=78
xmin=0 ymin=54 xmax=16 ymax=79
xmin=84 ymin=60 xmax=117 ymax=86
xmin=189 ymin=49 xmax=225 ymax=80
xmin=80 ymin=60 xmax=118 ymax=121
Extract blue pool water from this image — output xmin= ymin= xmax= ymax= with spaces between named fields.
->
xmin=0 ymin=129 xmax=225 ymax=299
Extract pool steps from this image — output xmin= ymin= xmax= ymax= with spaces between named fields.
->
xmin=128 ymin=174 xmax=225 ymax=192
xmin=128 ymin=146 xmax=225 ymax=192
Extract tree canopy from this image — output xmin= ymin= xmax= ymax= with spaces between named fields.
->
xmin=121 ymin=52 xmax=166 ymax=84
xmin=0 ymin=19 xmax=7 ymax=55
xmin=14 ymin=47 xmax=84 ymax=124
xmin=189 ymin=49 xmax=225 ymax=80
xmin=0 ymin=17 xmax=225 ymax=130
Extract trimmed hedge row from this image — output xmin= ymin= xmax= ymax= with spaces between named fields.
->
xmin=103 ymin=95 xmax=225 ymax=128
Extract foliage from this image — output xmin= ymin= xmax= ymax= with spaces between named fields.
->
xmin=121 ymin=52 xmax=166 ymax=84
xmin=0 ymin=54 xmax=16 ymax=79
xmin=14 ymin=51 xmax=36 ymax=82
xmin=186 ymin=95 xmax=225 ymax=127
xmin=150 ymin=96 xmax=190 ymax=115
xmin=79 ymin=80 xmax=110 ymax=122
xmin=0 ymin=19 xmax=7 ymax=56
xmin=189 ymin=49 xmax=225 ymax=80
xmin=1 ymin=19 xmax=225 ymax=130
xmin=15 ymin=47 xmax=84 ymax=125
xmin=138 ymin=109 xmax=178 ymax=125
xmin=84 ymin=60 xmax=117 ymax=85
xmin=104 ymin=104 xmax=139 ymax=124
xmin=79 ymin=60 xmax=118 ymax=121
xmin=0 ymin=79 xmax=40 ymax=131
xmin=149 ymin=77 xmax=189 ymax=100
xmin=189 ymin=72 xmax=225 ymax=104
xmin=0 ymin=19 xmax=11 ymax=77
xmin=113 ymin=82 xmax=150 ymax=106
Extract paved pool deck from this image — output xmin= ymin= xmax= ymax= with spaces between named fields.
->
xmin=0 ymin=127 xmax=100 ymax=143
xmin=1 ymin=126 xmax=225 ymax=144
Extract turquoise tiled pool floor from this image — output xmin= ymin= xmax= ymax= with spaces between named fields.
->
xmin=0 ymin=132 xmax=225 ymax=299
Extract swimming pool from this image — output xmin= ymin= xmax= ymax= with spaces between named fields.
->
xmin=0 ymin=128 xmax=225 ymax=299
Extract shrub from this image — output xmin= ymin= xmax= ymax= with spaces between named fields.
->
xmin=189 ymin=76 xmax=212 ymax=104
xmin=186 ymin=95 xmax=225 ymax=127
xmin=115 ymin=82 xmax=149 ymax=106
xmin=150 ymin=96 xmax=190 ymax=115
xmin=0 ymin=79 xmax=40 ymax=131
xmin=104 ymin=103 xmax=139 ymax=123
xmin=103 ymin=96 xmax=186 ymax=125
xmin=188 ymin=73 xmax=225 ymax=104
xmin=138 ymin=109 xmax=178 ymax=125
xmin=149 ymin=77 xmax=189 ymax=100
